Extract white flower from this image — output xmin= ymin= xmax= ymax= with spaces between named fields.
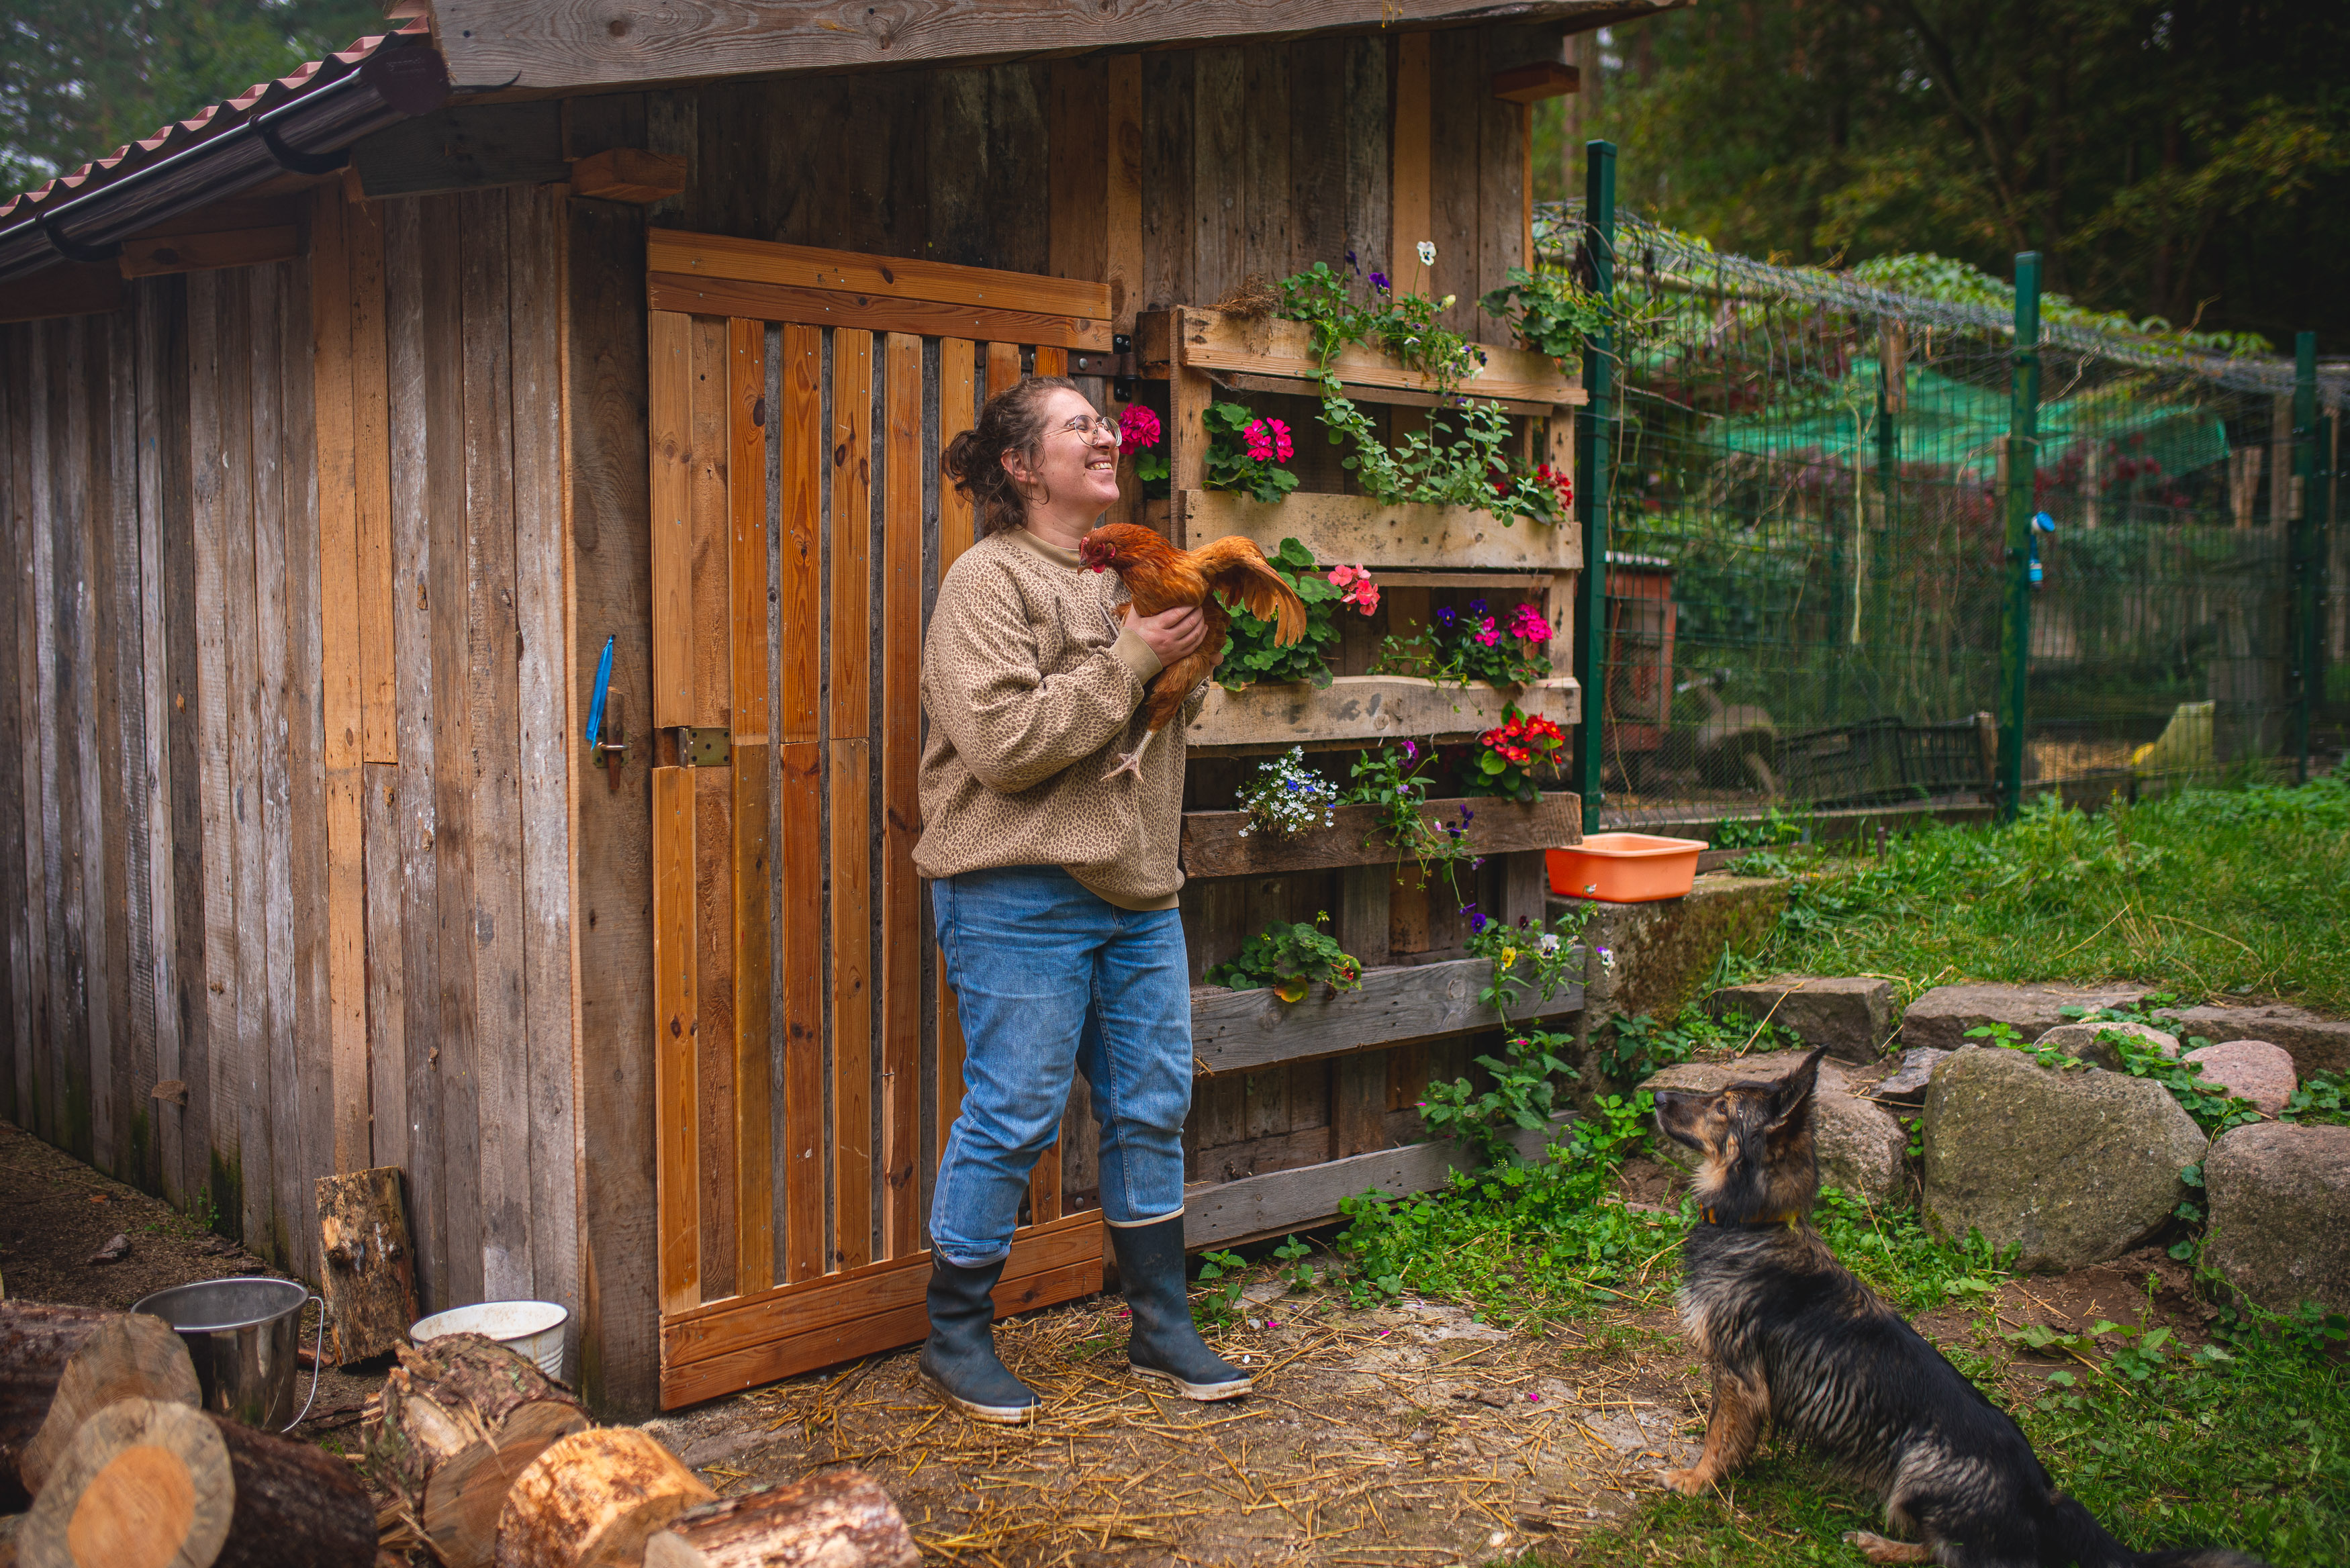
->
xmin=1597 ymin=945 xmax=1616 ymax=971
xmin=1538 ymin=933 xmax=1560 ymax=953
xmin=1417 ymin=240 xmax=1436 ymax=266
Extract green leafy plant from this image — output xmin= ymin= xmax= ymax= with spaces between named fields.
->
xmin=1192 ymin=1248 xmax=1248 ymax=1322
xmin=1204 ymin=913 xmax=1363 ymax=1001
xmin=1419 ymin=1027 xmax=1580 ymax=1168
xmin=1198 ymin=401 xmax=1301 ymax=503
xmin=1233 ymin=746 xmax=1338 ymax=839
xmin=1215 ymin=537 xmax=1374 ymax=690
xmin=1461 ymin=903 xmax=1589 ymax=1024
xmin=2283 ymin=1069 xmax=2350 ymax=1127
xmin=1374 ymin=596 xmax=1553 ymax=688
xmin=1340 ymin=740 xmax=1475 ymax=891
xmin=1276 ymin=262 xmax=1572 ymax=525
xmin=1458 ymin=706 xmax=1566 ymax=803
xmin=1271 ymin=1234 xmax=1319 ymax=1291
xmin=1478 ymin=265 xmax=1624 ymax=358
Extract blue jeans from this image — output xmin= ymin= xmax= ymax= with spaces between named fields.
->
xmin=929 ymin=866 xmax=1192 ymax=1267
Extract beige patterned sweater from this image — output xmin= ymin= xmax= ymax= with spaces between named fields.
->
xmin=914 ymin=527 xmax=1201 ymax=910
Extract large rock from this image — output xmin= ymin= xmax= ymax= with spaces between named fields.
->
xmin=1920 ymin=1046 xmax=2206 ymax=1272
xmin=1556 ymin=873 xmax=1788 ymax=1036
xmin=1705 ymin=975 xmax=1893 ymax=1063
xmin=1639 ymin=1050 xmax=1909 ymax=1206
xmin=2034 ymin=1020 xmax=2180 ymax=1070
xmin=2159 ymin=1003 xmax=2350 ymax=1079
xmin=1897 ymin=982 xmax=2149 ymax=1052
xmin=2203 ymin=1122 xmax=2350 ymax=1315
xmin=2182 ymin=1041 xmax=2297 ymax=1118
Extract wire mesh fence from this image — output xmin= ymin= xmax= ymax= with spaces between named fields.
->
xmin=1534 ymin=203 xmax=2348 ymax=830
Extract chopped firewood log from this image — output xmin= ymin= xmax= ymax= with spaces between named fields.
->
xmin=645 ymin=1469 xmax=918 ymax=1568
xmin=19 ymin=1396 xmax=373 ymax=1567
xmin=363 ymin=1334 xmax=589 ymax=1568
xmin=495 ymin=1428 xmax=714 ymax=1568
xmin=313 ymin=1169 xmax=420 ymax=1365
xmin=19 ymin=1312 xmax=201 ymax=1497
xmin=0 ymin=1302 xmax=200 ymax=1508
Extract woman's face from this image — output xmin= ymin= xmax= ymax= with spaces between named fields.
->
xmin=1006 ymin=387 xmax=1122 ymax=514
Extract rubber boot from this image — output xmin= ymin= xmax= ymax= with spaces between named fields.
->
xmin=1110 ymin=1216 xmax=1254 ymax=1401
xmin=919 ymin=1254 xmax=1040 ymax=1423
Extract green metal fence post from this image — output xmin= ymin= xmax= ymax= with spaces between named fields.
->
xmin=1995 ymin=252 xmax=2042 ymax=821
xmin=1573 ymin=140 xmax=1616 ymax=834
xmin=2292 ymin=332 xmax=2320 ymax=782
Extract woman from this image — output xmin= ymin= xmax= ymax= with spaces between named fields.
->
xmin=914 ymin=377 xmax=1249 ymax=1423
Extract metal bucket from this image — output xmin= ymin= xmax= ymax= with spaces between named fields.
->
xmin=132 ymin=1277 xmax=324 ymax=1431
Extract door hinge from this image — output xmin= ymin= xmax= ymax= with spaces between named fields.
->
xmin=674 ymin=726 xmax=732 ymax=767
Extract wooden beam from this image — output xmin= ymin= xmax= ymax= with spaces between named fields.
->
xmin=1183 ymin=793 xmax=1579 ymax=879
xmin=1392 ymin=30 xmax=1433 ymax=294
xmin=647 ymin=275 xmax=1111 ymax=352
xmin=571 ymin=148 xmax=688 ymax=205
xmin=648 ymin=230 xmax=1110 ymax=322
xmin=424 ymin=1 xmax=1681 ymax=92
xmin=1190 ymin=956 xmax=1581 ymax=1078
xmin=1492 ymin=60 xmax=1581 ymax=103
xmin=118 ymin=227 xmax=301 ymax=279
xmin=0 ymin=264 xmax=123 ymax=325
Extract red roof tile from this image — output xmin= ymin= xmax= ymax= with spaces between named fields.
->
xmin=0 ymin=18 xmax=432 ymax=230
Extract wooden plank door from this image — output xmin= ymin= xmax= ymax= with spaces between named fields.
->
xmin=646 ymin=232 xmax=1114 ymax=1409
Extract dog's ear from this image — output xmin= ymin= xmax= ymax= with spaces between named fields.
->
xmin=1765 ymin=1047 xmax=1828 ymax=1131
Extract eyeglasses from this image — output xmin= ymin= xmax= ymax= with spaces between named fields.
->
xmin=1055 ymin=412 xmax=1121 ymax=442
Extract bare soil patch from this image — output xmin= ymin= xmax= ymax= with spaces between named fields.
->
xmin=0 ymin=1118 xmax=386 ymax=1447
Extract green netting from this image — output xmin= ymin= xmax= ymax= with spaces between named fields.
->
xmin=1707 ymin=357 xmax=2231 ymax=485
xmin=1531 ymin=204 xmax=2344 ymax=828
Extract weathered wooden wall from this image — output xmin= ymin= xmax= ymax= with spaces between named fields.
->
xmin=0 ymin=183 xmax=579 ymax=1346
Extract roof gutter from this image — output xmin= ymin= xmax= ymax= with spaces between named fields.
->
xmin=0 ymin=38 xmax=451 ymax=284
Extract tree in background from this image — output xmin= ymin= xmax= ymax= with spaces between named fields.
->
xmin=1 ymin=0 xmax=385 ymax=197
xmin=1536 ymin=2 xmax=2350 ymax=346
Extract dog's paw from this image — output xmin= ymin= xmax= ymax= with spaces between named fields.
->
xmin=1842 ymin=1532 xmax=1934 ymax=1565
xmin=1658 ymin=1466 xmax=1710 ymax=1496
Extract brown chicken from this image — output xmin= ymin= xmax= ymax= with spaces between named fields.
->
xmin=1077 ymin=523 xmax=1307 ymax=779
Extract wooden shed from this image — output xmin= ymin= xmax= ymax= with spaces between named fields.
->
xmin=0 ymin=0 xmax=1665 ymax=1414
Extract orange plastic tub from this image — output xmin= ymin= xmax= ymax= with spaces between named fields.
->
xmin=1546 ymin=833 xmax=1709 ymax=903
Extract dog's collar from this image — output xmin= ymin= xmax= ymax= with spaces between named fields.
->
xmin=1698 ymin=1207 xmax=1801 ymax=1229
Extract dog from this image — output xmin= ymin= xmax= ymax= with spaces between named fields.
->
xmin=1650 ymin=1047 xmax=2265 ymax=1568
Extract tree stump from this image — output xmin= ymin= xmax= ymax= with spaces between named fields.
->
xmin=496 ymin=1428 xmax=714 ymax=1568
xmin=365 ymin=1333 xmax=590 ymax=1568
xmin=645 ymin=1469 xmax=919 ymax=1568
xmin=17 ymin=1396 xmax=373 ymax=1568
xmin=312 ymin=1167 xmax=420 ymax=1364
xmin=20 ymin=1313 xmax=203 ymax=1496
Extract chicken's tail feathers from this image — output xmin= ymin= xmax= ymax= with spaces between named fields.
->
xmin=1198 ymin=538 xmax=1309 ymax=648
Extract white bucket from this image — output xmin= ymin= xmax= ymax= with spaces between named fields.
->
xmin=410 ymin=1300 xmax=569 ymax=1380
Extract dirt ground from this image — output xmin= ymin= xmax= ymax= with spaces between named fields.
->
xmin=0 ymin=1118 xmax=385 ymax=1448
xmin=0 ymin=1116 xmax=2222 ymax=1566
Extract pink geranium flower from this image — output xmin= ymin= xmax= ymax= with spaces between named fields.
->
xmin=1327 ymin=564 xmax=1380 ymax=616
xmin=1472 ymin=614 xmax=1501 ymax=647
xmin=1509 ymin=603 xmax=1550 ymax=642
xmin=1243 ymin=418 xmax=1294 ymax=464
xmin=1118 ymin=404 xmax=1162 ymax=454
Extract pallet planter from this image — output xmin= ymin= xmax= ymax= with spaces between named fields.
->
xmin=1191 ymin=954 xmax=1583 ymax=1078
xmin=1182 ymin=1113 xmax=1574 ymax=1251
xmin=1137 ymin=307 xmax=1585 ymax=414
xmin=1184 ymin=675 xmax=1579 ymax=754
xmin=1182 ymin=791 xmax=1580 ymax=878
xmin=1173 ymin=490 xmax=1579 ymax=573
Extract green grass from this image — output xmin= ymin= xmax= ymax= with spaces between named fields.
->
xmin=1322 ymin=775 xmax=2350 ymax=1567
xmin=1752 ymin=775 xmax=2350 ymax=1012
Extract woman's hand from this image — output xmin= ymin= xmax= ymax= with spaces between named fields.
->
xmin=1129 ymin=604 xmax=1209 ymax=664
